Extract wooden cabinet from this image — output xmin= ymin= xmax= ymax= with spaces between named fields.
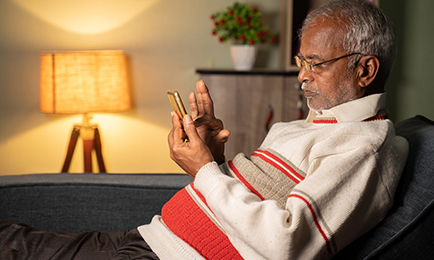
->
xmin=197 ymin=69 xmax=308 ymax=159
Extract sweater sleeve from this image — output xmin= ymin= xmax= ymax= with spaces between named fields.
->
xmin=194 ymin=135 xmax=408 ymax=260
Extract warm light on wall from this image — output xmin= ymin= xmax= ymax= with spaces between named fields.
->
xmin=40 ymin=50 xmax=131 ymax=173
xmin=12 ymin=0 xmax=159 ymax=34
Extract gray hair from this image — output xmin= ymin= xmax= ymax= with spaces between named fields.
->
xmin=299 ymin=0 xmax=396 ymax=82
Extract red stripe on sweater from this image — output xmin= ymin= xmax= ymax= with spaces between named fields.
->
xmin=289 ymin=194 xmax=332 ymax=254
xmin=162 ymin=185 xmax=243 ymax=259
xmin=228 ymin=160 xmax=265 ymax=201
xmin=313 ymin=114 xmax=388 ymax=124
xmin=312 ymin=119 xmax=338 ymax=124
xmin=190 ymin=182 xmax=207 ymax=205
xmin=363 ymin=115 xmax=388 ymax=121
xmin=252 ymin=149 xmax=305 ymax=183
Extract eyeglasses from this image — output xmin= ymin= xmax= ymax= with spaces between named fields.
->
xmin=295 ymin=53 xmax=364 ymax=72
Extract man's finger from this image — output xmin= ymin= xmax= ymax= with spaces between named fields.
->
xmin=168 ymin=112 xmax=178 ymax=149
xmin=217 ymin=129 xmax=231 ymax=144
xmin=189 ymin=92 xmax=199 ymax=118
xmin=171 ymin=112 xmax=186 ymax=144
xmin=183 ymin=115 xmax=201 ymax=144
xmin=193 ymin=115 xmax=212 ymax=127
xmin=196 ymin=80 xmax=214 ymax=116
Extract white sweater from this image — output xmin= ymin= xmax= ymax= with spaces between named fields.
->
xmin=138 ymin=93 xmax=408 ymax=259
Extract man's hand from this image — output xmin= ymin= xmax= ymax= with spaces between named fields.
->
xmin=189 ymin=80 xmax=230 ymax=164
xmin=168 ymin=112 xmax=214 ymax=179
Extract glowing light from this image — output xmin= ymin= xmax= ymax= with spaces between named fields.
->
xmin=11 ymin=0 xmax=159 ymax=34
xmin=1 ymin=113 xmax=182 ymax=174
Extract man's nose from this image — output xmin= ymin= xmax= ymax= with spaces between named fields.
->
xmin=297 ymin=66 xmax=313 ymax=83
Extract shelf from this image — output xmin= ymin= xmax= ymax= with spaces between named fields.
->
xmin=196 ymin=68 xmax=299 ymax=76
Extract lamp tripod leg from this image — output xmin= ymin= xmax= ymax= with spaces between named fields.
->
xmin=61 ymin=127 xmax=80 ymax=173
xmin=94 ymin=128 xmax=107 ymax=173
xmin=83 ymin=139 xmax=93 ymax=173
xmin=60 ymin=122 xmax=107 ymax=173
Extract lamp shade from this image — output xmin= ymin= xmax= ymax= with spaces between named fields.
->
xmin=40 ymin=50 xmax=131 ymax=114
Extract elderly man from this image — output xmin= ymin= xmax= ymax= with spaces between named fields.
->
xmin=0 ymin=0 xmax=408 ymax=259
xmin=153 ymin=0 xmax=408 ymax=259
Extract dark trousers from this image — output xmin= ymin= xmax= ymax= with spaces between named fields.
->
xmin=0 ymin=220 xmax=159 ymax=260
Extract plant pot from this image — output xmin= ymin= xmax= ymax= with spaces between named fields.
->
xmin=230 ymin=45 xmax=258 ymax=71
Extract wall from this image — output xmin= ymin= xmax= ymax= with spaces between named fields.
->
xmin=0 ymin=0 xmax=281 ymax=175
xmin=1 ymin=0 xmax=433 ymax=175
xmin=381 ymin=0 xmax=434 ymax=122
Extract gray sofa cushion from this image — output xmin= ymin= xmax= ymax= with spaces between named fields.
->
xmin=0 ymin=173 xmax=192 ymax=233
xmin=334 ymin=115 xmax=434 ymax=259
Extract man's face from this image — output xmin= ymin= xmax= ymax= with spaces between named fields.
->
xmin=298 ymin=19 xmax=363 ymax=112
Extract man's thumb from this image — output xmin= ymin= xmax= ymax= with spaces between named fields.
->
xmin=183 ymin=115 xmax=199 ymax=140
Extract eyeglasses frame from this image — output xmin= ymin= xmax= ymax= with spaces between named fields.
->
xmin=295 ymin=52 xmax=365 ymax=72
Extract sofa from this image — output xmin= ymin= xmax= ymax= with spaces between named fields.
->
xmin=0 ymin=115 xmax=433 ymax=259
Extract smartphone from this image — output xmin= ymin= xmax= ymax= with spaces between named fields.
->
xmin=167 ymin=89 xmax=187 ymax=120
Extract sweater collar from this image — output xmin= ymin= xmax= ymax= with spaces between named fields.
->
xmin=305 ymin=93 xmax=388 ymax=123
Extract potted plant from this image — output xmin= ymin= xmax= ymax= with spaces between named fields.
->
xmin=210 ymin=2 xmax=277 ymax=70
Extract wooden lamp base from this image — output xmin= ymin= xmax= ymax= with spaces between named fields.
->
xmin=61 ymin=114 xmax=106 ymax=173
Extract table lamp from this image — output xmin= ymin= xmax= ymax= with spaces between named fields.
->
xmin=40 ymin=50 xmax=131 ymax=173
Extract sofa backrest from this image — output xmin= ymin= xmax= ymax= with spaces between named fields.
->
xmin=0 ymin=173 xmax=192 ymax=233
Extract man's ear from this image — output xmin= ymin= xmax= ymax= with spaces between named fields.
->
xmin=357 ymin=55 xmax=380 ymax=88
